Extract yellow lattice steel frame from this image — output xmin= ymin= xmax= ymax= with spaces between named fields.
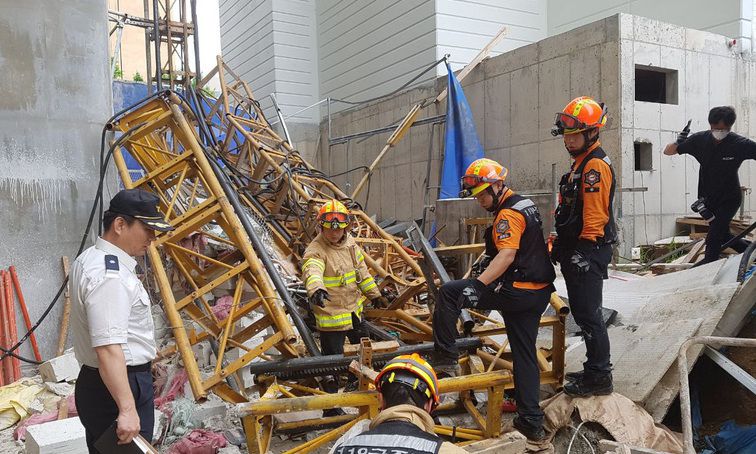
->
xmin=109 ymin=92 xmax=300 ymax=402
xmin=107 ymin=58 xmax=568 ymax=453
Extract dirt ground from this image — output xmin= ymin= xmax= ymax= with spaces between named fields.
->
xmin=698 ymin=316 xmax=756 ymax=435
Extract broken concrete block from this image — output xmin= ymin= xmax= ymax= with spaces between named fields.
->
xmin=153 ymin=408 xmax=166 ymax=442
xmin=45 ymin=381 xmax=74 ymax=397
xmin=464 ymin=431 xmax=527 ymax=453
xmin=25 ymin=416 xmax=87 ymax=454
xmin=39 ymin=353 xmax=79 ymax=383
xmin=191 ymin=397 xmax=228 ymax=426
xmin=218 ymin=446 xmax=242 ymax=454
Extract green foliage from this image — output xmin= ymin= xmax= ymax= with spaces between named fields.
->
xmin=113 ymin=64 xmax=123 ymax=80
xmin=200 ymin=86 xmax=219 ymax=98
xmin=133 ymin=72 xmax=144 ymax=82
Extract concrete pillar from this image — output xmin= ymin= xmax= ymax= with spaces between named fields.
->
xmin=0 ymin=0 xmax=111 ymax=360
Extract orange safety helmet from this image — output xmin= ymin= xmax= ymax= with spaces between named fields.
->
xmin=459 ymin=158 xmax=509 ymax=198
xmin=317 ymin=199 xmax=350 ymax=229
xmin=552 ymin=96 xmax=607 ymax=136
xmin=375 ymin=353 xmax=440 ymax=408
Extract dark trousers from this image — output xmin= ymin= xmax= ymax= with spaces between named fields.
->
xmin=703 ymin=200 xmax=750 ymax=264
xmin=562 ymin=243 xmax=612 ymax=377
xmin=433 ymin=279 xmax=551 ymax=421
xmin=75 ymin=364 xmax=155 ymax=453
xmin=319 ymin=313 xmax=367 ymax=393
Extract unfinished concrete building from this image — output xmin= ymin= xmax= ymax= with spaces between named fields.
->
xmin=320 ymin=14 xmax=756 ymax=256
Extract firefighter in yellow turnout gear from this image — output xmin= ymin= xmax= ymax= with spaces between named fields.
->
xmin=302 ymin=200 xmax=388 ymax=415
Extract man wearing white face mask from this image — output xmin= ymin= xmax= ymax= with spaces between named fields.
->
xmin=664 ymin=106 xmax=756 ymax=263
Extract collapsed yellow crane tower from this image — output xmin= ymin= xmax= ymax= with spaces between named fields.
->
xmin=107 ymin=56 xmax=568 ymax=453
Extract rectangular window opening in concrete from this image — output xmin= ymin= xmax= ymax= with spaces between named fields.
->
xmin=635 ymin=65 xmax=678 ymax=104
xmin=634 ymin=141 xmax=653 ymax=171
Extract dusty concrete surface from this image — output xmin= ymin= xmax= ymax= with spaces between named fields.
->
xmin=0 ymin=0 xmax=112 ymax=360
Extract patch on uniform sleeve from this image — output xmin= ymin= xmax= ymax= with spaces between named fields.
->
xmin=104 ymin=254 xmax=119 ymax=277
xmin=584 ymin=169 xmax=601 ymax=193
xmin=495 ymin=218 xmax=511 ymax=240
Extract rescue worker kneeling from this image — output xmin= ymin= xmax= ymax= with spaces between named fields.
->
xmin=431 ymin=158 xmax=556 ymax=441
xmin=301 ymin=200 xmax=388 ymax=416
xmin=333 ymin=354 xmax=467 ymax=454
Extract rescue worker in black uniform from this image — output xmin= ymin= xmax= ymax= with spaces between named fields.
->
xmin=664 ymin=106 xmax=756 ymax=264
xmin=431 ymin=158 xmax=556 ymax=441
xmin=551 ymin=96 xmax=617 ymax=397
xmin=332 ymin=354 xmax=467 ymax=454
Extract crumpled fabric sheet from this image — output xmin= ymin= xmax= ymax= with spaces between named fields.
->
xmin=167 ymin=429 xmax=227 ymax=454
xmin=14 ymin=394 xmax=78 ymax=441
xmin=0 ymin=379 xmax=45 ymax=430
xmin=541 ymin=392 xmax=684 ymax=453
xmin=155 ymin=367 xmax=189 ymax=409
xmin=211 ymin=295 xmax=234 ymax=321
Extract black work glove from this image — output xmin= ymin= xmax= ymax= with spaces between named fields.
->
xmin=371 ymin=295 xmax=390 ymax=308
xmin=460 ymin=279 xmax=487 ymax=309
xmin=676 ymin=123 xmax=690 ymax=145
xmin=309 ymin=289 xmax=330 ymax=308
xmin=569 ymin=240 xmax=595 ymax=274
xmin=471 ymin=255 xmax=492 ymax=277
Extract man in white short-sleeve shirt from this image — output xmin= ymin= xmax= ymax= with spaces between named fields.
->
xmin=71 ymin=189 xmax=172 ymax=452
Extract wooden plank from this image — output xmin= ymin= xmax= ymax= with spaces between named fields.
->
xmin=599 ymin=440 xmax=671 ymax=454
xmin=56 ymin=257 xmax=72 ymax=357
xmin=464 ymin=432 xmax=527 ymax=454
xmin=434 ymin=243 xmax=485 ymax=256
xmin=343 ymin=340 xmax=400 ymax=356
xmin=434 ymin=26 xmax=509 ymax=104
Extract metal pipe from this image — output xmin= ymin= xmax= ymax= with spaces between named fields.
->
xmin=190 ymin=0 xmax=201 ymax=82
xmin=269 ymin=93 xmax=292 ymax=145
xmin=153 ymin=0 xmax=162 ymax=90
xmin=247 ymin=337 xmax=482 ymax=375
xmin=677 ymin=336 xmax=756 ymax=454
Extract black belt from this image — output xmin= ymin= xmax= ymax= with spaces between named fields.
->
xmin=83 ymin=362 xmax=151 ymax=373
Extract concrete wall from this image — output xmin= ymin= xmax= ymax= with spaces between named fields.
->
xmin=0 ymin=1 xmax=112 ymax=361
xmin=322 ymin=15 xmax=621 ymax=246
xmin=435 ymin=0 xmax=547 ymax=73
xmin=618 ymin=14 xmax=756 ymax=252
xmin=547 ymin=0 xmax=745 ymax=41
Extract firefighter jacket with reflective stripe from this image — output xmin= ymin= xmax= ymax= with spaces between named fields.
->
xmin=484 ymin=194 xmax=556 ymax=285
xmin=333 ymin=405 xmax=467 ymax=454
xmin=555 ymin=146 xmax=618 ymax=250
xmin=302 ymin=232 xmax=381 ymax=331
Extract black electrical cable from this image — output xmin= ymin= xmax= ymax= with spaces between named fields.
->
xmin=0 ymin=124 xmax=146 ymax=364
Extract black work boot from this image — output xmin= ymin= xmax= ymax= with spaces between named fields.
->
xmin=431 ymin=354 xmax=460 ymax=378
xmin=565 ymin=370 xmax=584 ymax=382
xmin=563 ymin=373 xmax=613 ymax=397
xmin=513 ymin=416 xmax=546 ymax=441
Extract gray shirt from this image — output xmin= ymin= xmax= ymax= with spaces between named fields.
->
xmin=71 ymin=237 xmax=157 ymax=367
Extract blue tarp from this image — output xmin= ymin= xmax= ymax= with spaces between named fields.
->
xmin=439 ymin=62 xmax=484 ymax=199
xmin=702 ymin=420 xmax=756 ymax=454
